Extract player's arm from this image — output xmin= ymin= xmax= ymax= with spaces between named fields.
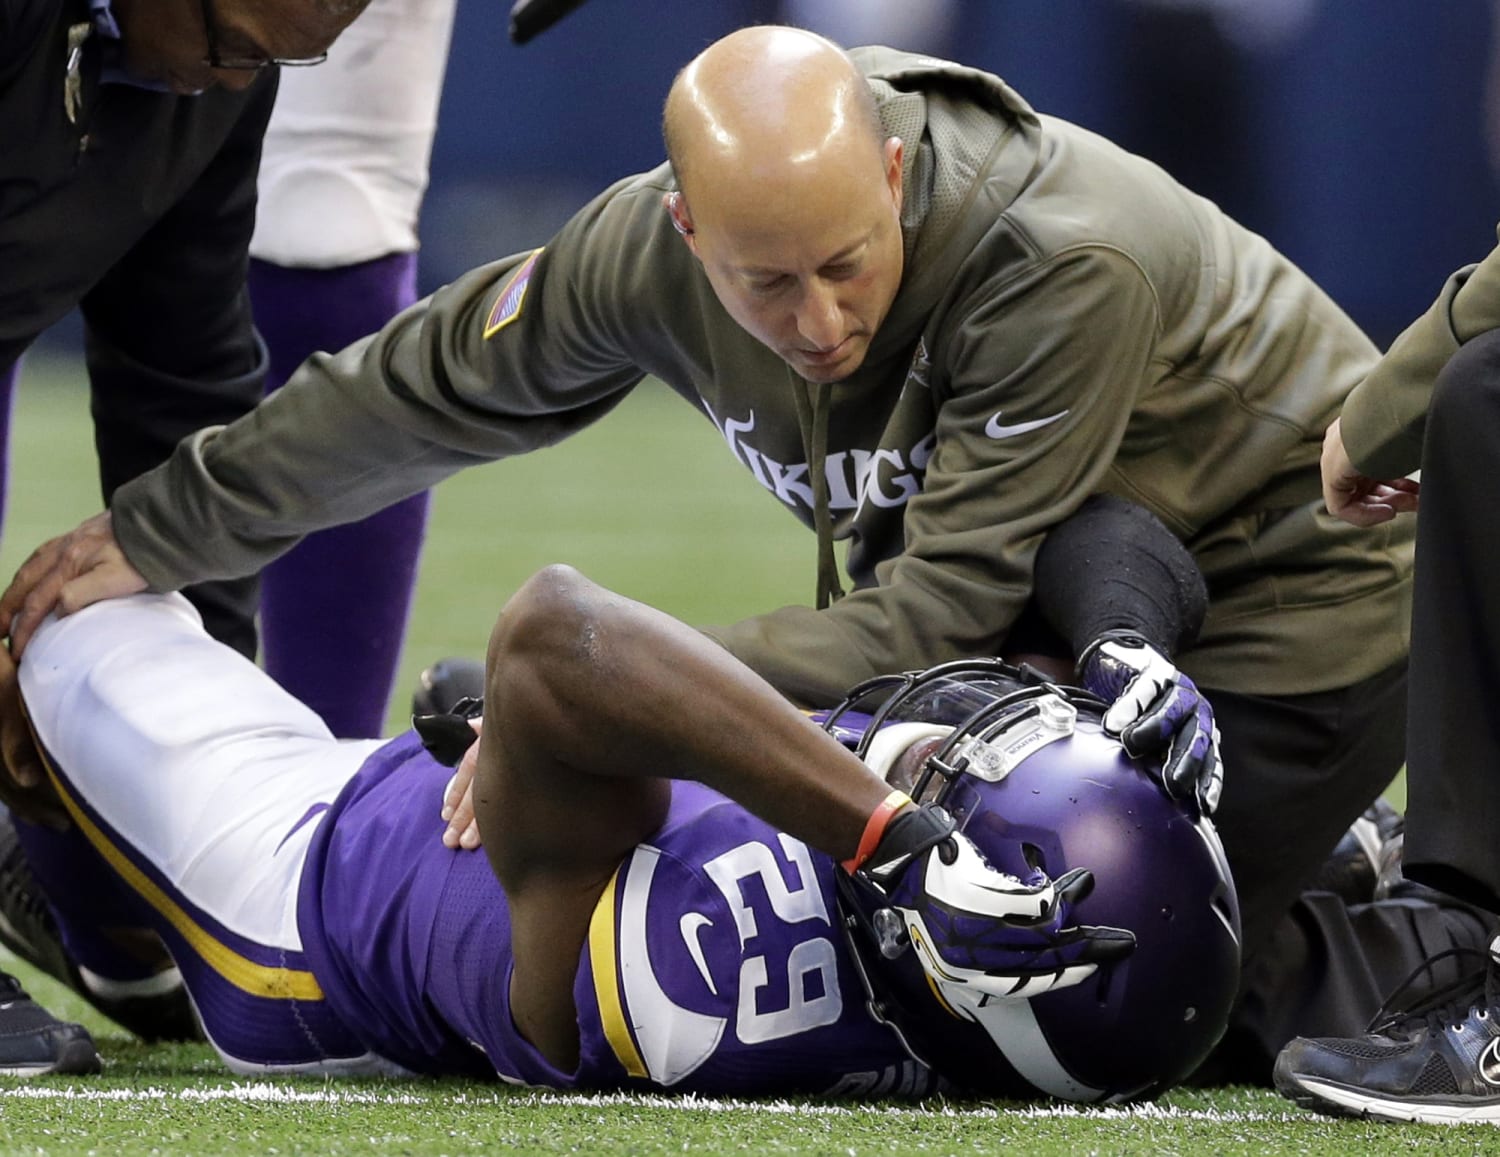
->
xmin=1328 ymin=227 xmax=1500 ymax=527
xmin=464 ymin=564 xmax=1124 ymax=1072
xmin=467 ymin=565 xmax=896 ymax=1070
xmin=1319 ymin=417 xmax=1419 ymax=528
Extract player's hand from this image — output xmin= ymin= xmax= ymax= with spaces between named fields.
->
xmin=0 ymin=513 xmax=148 ymax=659
xmin=1321 ymin=417 xmax=1420 ymax=527
xmin=0 ymin=641 xmax=68 ymax=830
xmin=1077 ymin=630 xmax=1222 ymax=814
xmin=871 ymin=817 xmax=1135 ymax=1000
xmin=439 ymin=719 xmax=484 ymax=850
xmin=413 ymin=693 xmax=484 ymax=850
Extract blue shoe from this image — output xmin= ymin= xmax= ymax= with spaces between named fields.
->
xmin=1275 ymin=934 xmax=1500 ymax=1123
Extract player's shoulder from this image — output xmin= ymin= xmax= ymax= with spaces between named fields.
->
xmin=580 ymin=788 xmax=864 ymax=1090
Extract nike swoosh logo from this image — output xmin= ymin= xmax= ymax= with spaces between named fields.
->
xmin=679 ymin=912 xmax=717 ymax=995
xmin=1480 ymin=1036 xmax=1500 ymax=1087
xmin=985 ymin=410 xmax=1069 ymax=439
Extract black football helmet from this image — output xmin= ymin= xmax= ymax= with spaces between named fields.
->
xmin=819 ymin=659 xmax=1241 ymax=1102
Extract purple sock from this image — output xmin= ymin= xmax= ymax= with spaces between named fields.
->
xmin=249 ymin=253 xmax=430 ymax=738
xmin=13 ymin=814 xmax=160 ymax=982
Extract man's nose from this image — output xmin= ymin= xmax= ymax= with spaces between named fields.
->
xmin=795 ymin=282 xmax=843 ymax=349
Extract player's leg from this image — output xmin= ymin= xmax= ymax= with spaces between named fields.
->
xmin=249 ymin=0 xmax=456 ymax=737
xmin=78 ymin=77 xmax=276 ymax=664
xmin=249 ymin=257 xmax=430 ymax=737
xmin=0 ymin=805 xmax=203 ymax=1042
xmin=1401 ymin=329 xmax=1500 ymax=914
xmin=17 ymin=594 xmax=391 ymax=1073
xmin=1273 ymin=329 xmax=1500 ymax=1121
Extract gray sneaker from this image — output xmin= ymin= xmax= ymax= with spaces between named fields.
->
xmin=1276 ymin=934 xmax=1500 ymax=1123
xmin=0 ymin=971 xmax=99 ymax=1076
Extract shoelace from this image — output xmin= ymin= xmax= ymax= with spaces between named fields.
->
xmin=1369 ymin=943 xmax=1500 ymax=1036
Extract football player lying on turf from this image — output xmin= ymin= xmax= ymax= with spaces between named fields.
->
xmin=0 ymin=502 xmax=1235 ymax=1098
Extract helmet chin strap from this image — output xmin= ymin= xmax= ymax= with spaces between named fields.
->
xmin=938 ymin=980 xmax=1115 ymax=1103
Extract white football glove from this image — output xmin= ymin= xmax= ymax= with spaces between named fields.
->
xmin=1077 ymin=631 xmax=1223 ymax=814
xmin=864 ymin=807 xmax=1136 ymax=1003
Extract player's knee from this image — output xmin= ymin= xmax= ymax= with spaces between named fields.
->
xmin=488 ymin=565 xmax=605 ymax=691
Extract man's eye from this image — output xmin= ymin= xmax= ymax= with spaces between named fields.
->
xmin=823 ymin=264 xmax=858 ymax=280
xmin=749 ymin=277 xmax=788 ymax=294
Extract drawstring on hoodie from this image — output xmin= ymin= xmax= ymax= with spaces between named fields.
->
xmin=791 ymin=375 xmax=845 ymax=610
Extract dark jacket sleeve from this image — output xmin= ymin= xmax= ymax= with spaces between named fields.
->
xmin=80 ymin=74 xmax=277 ymax=498
xmin=1032 ymin=494 xmax=1207 ymax=659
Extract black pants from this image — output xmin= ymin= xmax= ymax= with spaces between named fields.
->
xmin=1199 ymin=664 xmax=1490 ymax=1081
xmin=1401 ymin=327 xmax=1500 ymax=913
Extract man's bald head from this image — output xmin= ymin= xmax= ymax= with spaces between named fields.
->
xmin=662 ymin=26 xmax=885 ymax=204
xmin=659 ymin=26 xmax=906 ymax=384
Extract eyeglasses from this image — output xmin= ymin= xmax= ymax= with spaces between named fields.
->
xmin=198 ymin=0 xmax=328 ymax=70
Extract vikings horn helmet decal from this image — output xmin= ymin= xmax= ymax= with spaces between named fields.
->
xmin=820 ymin=659 xmax=1241 ymax=1103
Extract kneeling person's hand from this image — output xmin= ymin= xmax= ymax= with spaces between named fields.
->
xmin=1077 ymin=630 xmax=1222 ymax=814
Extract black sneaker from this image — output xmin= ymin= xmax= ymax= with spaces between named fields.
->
xmin=1275 ymin=934 xmax=1500 ymax=1123
xmin=411 ymin=657 xmax=486 ymax=718
xmin=0 ymin=814 xmax=198 ymax=1043
xmin=0 ymin=971 xmax=99 ymax=1076
xmin=1309 ymin=798 xmax=1405 ymax=905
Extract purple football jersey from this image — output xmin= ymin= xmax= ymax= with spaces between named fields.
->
xmin=297 ymin=732 xmax=934 ymax=1095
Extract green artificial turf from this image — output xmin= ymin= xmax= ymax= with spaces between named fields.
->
xmin=0 ymin=359 xmax=1427 ymax=1153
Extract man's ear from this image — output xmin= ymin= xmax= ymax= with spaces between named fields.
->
xmin=884 ymin=136 xmax=904 ymax=215
xmin=663 ymin=191 xmax=700 ymax=258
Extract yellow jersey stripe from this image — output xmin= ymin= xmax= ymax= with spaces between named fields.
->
xmin=588 ymin=865 xmax=646 ymax=1078
xmin=33 ymin=728 xmax=324 ymax=1002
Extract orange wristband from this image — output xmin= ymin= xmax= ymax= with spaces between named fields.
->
xmin=842 ymin=789 xmax=913 ymax=874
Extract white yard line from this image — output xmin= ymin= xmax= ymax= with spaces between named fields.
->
xmin=0 ymin=1082 xmax=1298 ymax=1122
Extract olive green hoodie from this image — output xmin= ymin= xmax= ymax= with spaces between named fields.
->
xmin=1340 ymin=224 xmax=1500 ymax=479
xmin=113 ymin=47 xmax=1409 ymax=704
